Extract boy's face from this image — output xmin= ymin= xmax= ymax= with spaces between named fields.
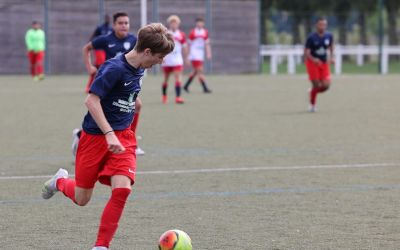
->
xmin=316 ymin=19 xmax=327 ymax=33
xmin=168 ymin=20 xmax=179 ymax=30
xmin=196 ymin=20 xmax=204 ymax=29
xmin=142 ymin=50 xmax=166 ymax=68
xmin=113 ymin=16 xmax=130 ymax=37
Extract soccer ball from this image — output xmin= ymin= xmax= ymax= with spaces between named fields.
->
xmin=158 ymin=229 xmax=192 ymax=250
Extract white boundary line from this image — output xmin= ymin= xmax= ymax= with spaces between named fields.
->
xmin=0 ymin=163 xmax=397 ymax=180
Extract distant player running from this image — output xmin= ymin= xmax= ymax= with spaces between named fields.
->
xmin=85 ymin=14 xmax=113 ymax=93
xmin=42 ymin=23 xmax=174 ymax=250
xmin=305 ymin=17 xmax=334 ymax=112
xmin=161 ymin=15 xmax=188 ymax=104
xmin=25 ymin=21 xmax=45 ymax=81
xmin=75 ymin=12 xmax=145 ymax=155
xmin=184 ymin=17 xmax=212 ymax=93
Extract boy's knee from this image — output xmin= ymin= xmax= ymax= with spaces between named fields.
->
xmin=75 ymin=196 xmax=91 ymax=206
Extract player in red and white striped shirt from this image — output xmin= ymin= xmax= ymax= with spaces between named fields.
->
xmin=184 ymin=18 xmax=212 ymax=93
xmin=161 ymin=15 xmax=188 ymax=104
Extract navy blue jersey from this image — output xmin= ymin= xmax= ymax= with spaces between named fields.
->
xmin=82 ymin=53 xmax=145 ymax=135
xmin=93 ymin=23 xmax=113 ymax=38
xmin=92 ymin=32 xmax=137 ymax=60
xmin=305 ymin=32 xmax=333 ymax=62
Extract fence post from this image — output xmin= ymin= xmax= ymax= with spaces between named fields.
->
xmin=335 ymin=48 xmax=342 ymax=75
xmin=43 ymin=0 xmax=50 ymax=74
xmin=287 ymin=54 xmax=295 ymax=74
xmin=205 ymin=0 xmax=213 ymax=74
xmin=270 ymin=55 xmax=277 ymax=75
xmin=382 ymin=48 xmax=389 ymax=74
xmin=356 ymin=45 xmax=364 ymax=66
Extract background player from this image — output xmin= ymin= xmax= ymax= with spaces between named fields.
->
xmin=25 ymin=20 xmax=45 ymax=81
xmin=76 ymin=12 xmax=145 ymax=156
xmin=86 ymin=14 xmax=113 ymax=90
xmin=161 ymin=15 xmax=188 ymax=104
xmin=41 ymin=22 xmax=174 ymax=250
xmin=305 ymin=17 xmax=335 ymax=112
xmin=184 ymin=17 xmax=212 ymax=93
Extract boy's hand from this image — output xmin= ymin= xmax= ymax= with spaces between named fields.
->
xmin=105 ymin=132 xmax=126 ymax=154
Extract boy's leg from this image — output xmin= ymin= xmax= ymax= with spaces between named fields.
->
xmin=162 ymin=69 xmax=170 ymax=103
xmin=36 ymin=51 xmax=45 ymax=79
xmin=27 ymin=51 xmax=36 ymax=77
xmin=183 ymin=64 xmax=197 ymax=92
xmin=95 ymin=175 xmax=131 ymax=248
xmin=197 ymin=65 xmax=211 ymax=93
xmin=174 ymin=69 xmax=184 ymax=104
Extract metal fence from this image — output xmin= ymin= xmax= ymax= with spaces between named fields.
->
xmin=0 ymin=0 xmax=259 ymax=74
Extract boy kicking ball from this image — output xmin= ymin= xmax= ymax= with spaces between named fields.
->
xmin=41 ymin=23 xmax=174 ymax=250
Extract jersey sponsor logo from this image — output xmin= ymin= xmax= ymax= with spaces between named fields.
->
xmin=123 ymin=42 xmax=131 ymax=50
xmin=124 ymin=81 xmax=133 ymax=86
xmin=324 ymin=39 xmax=330 ymax=46
xmin=108 ymin=44 xmax=116 ymax=48
xmin=112 ymin=92 xmax=138 ymax=113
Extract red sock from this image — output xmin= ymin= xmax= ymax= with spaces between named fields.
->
xmin=130 ymin=112 xmax=140 ymax=134
xmin=56 ymin=178 xmax=77 ymax=204
xmin=310 ymin=87 xmax=319 ymax=105
xmin=95 ymin=188 xmax=131 ymax=248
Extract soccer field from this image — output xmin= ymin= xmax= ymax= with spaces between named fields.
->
xmin=1 ymin=74 xmax=400 ymax=249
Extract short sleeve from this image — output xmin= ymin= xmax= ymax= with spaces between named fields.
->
xmin=188 ymin=30 xmax=195 ymax=40
xmin=92 ymin=36 xmax=106 ymax=50
xmin=89 ymin=63 xmax=122 ymax=98
xmin=93 ymin=26 xmax=101 ymax=37
xmin=180 ymin=31 xmax=187 ymax=45
xmin=305 ymin=36 xmax=312 ymax=49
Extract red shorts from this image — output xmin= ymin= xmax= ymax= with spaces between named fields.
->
xmin=306 ymin=59 xmax=331 ymax=81
xmin=191 ymin=60 xmax=203 ymax=68
xmin=94 ymin=50 xmax=106 ymax=67
xmin=162 ymin=65 xmax=183 ymax=73
xmin=75 ymin=129 xmax=137 ymax=189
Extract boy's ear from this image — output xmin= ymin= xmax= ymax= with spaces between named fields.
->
xmin=144 ymin=48 xmax=152 ymax=55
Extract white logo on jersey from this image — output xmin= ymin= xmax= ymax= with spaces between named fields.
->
xmin=108 ymin=44 xmax=116 ymax=48
xmin=123 ymin=42 xmax=131 ymax=50
xmin=324 ymin=39 xmax=330 ymax=46
xmin=124 ymin=81 xmax=133 ymax=86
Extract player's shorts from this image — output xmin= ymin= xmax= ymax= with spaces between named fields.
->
xmin=94 ymin=50 xmax=106 ymax=67
xmin=306 ymin=59 xmax=331 ymax=81
xmin=191 ymin=60 xmax=203 ymax=68
xmin=162 ymin=65 xmax=183 ymax=73
xmin=75 ymin=128 xmax=137 ymax=189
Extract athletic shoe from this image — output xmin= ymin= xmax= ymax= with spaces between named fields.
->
xmin=135 ymin=147 xmax=145 ymax=156
xmin=203 ymin=88 xmax=212 ymax=94
xmin=38 ymin=74 xmax=45 ymax=81
xmin=92 ymin=247 xmax=108 ymax=250
xmin=72 ymin=128 xmax=81 ymax=157
xmin=41 ymin=168 xmax=69 ymax=199
xmin=183 ymin=85 xmax=190 ymax=93
xmin=175 ymin=97 xmax=184 ymax=104
xmin=162 ymin=95 xmax=168 ymax=104
xmin=33 ymin=76 xmax=39 ymax=81
xmin=308 ymin=104 xmax=317 ymax=113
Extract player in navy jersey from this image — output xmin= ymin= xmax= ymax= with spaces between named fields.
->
xmin=42 ymin=23 xmax=174 ymax=250
xmin=305 ymin=17 xmax=335 ymax=112
xmin=89 ymin=14 xmax=113 ymax=72
xmin=83 ymin=12 xmax=137 ymax=93
xmin=77 ymin=12 xmax=145 ymax=156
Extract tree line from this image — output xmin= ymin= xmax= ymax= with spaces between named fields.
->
xmin=261 ymin=0 xmax=400 ymax=46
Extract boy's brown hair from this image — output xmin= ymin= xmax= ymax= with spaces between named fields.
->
xmin=135 ymin=23 xmax=174 ymax=56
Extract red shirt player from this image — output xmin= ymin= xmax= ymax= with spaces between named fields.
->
xmin=41 ymin=23 xmax=174 ymax=250
xmin=184 ymin=17 xmax=212 ymax=93
xmin=161 ymin=15 xmax=188 ymax=104
xmin=305 ymin=17 xmax=335 ymax=112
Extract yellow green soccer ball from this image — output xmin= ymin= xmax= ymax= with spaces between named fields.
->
xmin=158 ymin=229 xmax=192 ymax=250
